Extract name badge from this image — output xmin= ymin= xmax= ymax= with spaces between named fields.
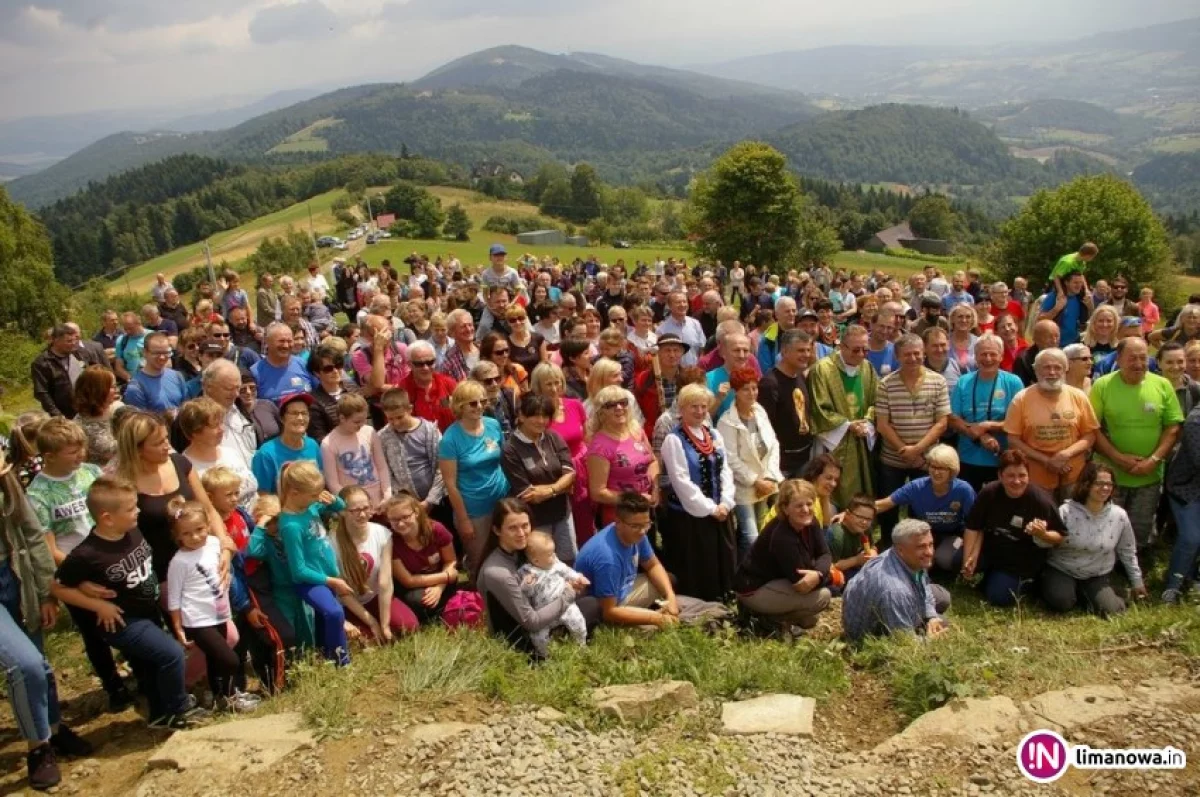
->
xmin=1010 ymin=515 xmax=1024 ymax=528
xmin=1144 ymin=402 xmax=1157 ymax=413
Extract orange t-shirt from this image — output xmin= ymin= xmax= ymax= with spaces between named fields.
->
xmin=1002 ymin=385 xmax=1100 ymax=489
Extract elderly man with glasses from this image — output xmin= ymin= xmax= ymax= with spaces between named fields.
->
xmin=809 ymin=325 xmax=879 ymax=507
xmin=402 ymin=340 xmax=457 ymax=431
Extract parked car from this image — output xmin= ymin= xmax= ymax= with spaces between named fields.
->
xmin=316 ymin=236 xmax=337 ymax=248
xmin=613 ymin=240 xmax=631 ymax=249
xmin=366 ymin=233 xmax=378 ymax=245
xmin=377 ymin=229 xmax=391 ymax=239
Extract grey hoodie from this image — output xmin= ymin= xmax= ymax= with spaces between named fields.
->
xmin=1053 ymin=500 xmax=1143 ymax=588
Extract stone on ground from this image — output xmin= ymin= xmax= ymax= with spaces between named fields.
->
xmin=145 ymin=712 xmax=314 ymax=774
xmin=874 ymin=697 xmax=1021 ymax=755
xmin=721 ymin=693 xmax=815 ymax=736
xmin=591 ymin=680 xmax=698 ymax=722
xmin=402 ymin=721 xmax=485 ymax=745
xmin=1023 ymin=685 xmax=1129 ymax=731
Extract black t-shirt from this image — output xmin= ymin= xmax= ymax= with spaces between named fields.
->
xmin=56 ymin=529 xmax=161 ymax=620
xmin=965 ymin=482 xmax=1066 ymax=579
xmin=138 ymin=453 xmax=196 ymax=581
xmin=757 ymin=366 xmax=812 ymax=464
xmin=734 ymin=516 xmax=831 ymax=594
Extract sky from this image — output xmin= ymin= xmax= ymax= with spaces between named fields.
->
xmin=0 ymin=0 xmax=1196 ymax=121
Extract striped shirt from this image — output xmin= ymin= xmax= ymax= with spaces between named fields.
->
xmin=876 ymin=368 xmax=950 ymax=468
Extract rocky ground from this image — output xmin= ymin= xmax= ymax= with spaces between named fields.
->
xmin=69 ymin=677 xmax=1195 ymax=797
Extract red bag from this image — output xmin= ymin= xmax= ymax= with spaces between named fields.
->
xmin=442 ymin=590 xmax=484 ymax=629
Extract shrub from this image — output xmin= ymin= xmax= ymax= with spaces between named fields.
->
xmin=0 ymin=331 xmax=44 ymax=389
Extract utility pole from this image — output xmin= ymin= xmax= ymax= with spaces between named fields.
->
xmin=365 ymin=193 xmax=374 ymax=231
xmin=203 ymin=241 xmax=216 ymax=287
xmin=307 ymin=203 xmax=320 ymax=264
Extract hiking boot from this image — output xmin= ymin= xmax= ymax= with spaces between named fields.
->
xmin=50 ymin=725 xmax=93 ymax=758
xmin=150 ymin=705 xmax=212 ymax=730
xmin=27 ymin=744 xmax=60 ymax=791
xmin=107 ymin=685 xmax=136 ymax=713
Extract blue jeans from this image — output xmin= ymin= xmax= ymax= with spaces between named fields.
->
xmin=295 ymin=584 xmax=349 ymax=666
xmin=734 ymin=502 xmax=767 ymax=560
xmin=981 ymin=570 xmax=1036 ymax=607
xmin=104 ymin=617 xmax=188 ymax=722
xmin=0 ymin=592 xmax=58 ymax=743
xmin=1166 ymin=496 xmax=1200 ymax=593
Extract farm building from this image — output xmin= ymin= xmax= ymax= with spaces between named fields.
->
xmin=517 ymin=229 xmax=566 ymax=246
xmin=864 ymin=222 xmax=952 ymax=256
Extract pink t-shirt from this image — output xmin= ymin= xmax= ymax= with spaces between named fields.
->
xmin=320 ymin=426 xmax=390 ymax=505
xmin=587 ymin=431 xmax=654 ymax=495
xmin=550 ymin=398 xmax=588 ymax=460
xmin=1139 ymin=300 xmax=1160 ymax=334
xmin=392 ymin=521 xmax=454 ymax=576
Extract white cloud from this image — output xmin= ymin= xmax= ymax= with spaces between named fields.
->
xmin=249 ymin=1 xmax=341 ymax=44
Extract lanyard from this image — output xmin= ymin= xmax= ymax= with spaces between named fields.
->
xmin=971 ymin=375 xmax=999 ymax=422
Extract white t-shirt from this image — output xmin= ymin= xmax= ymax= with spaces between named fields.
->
xmin=336 ymin=522 xmax=391 ymax=604
xmin=166 ymin=536 xmax=230 ymax=628
xmin=184 ymin=449 xmax=260 ymax=512
xmin=305 ymin=273 xmax=330 ymax=301
xmin=730 ymin=267 xmax=745 ymax=289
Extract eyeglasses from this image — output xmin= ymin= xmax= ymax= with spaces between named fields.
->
xmin=210 ymin=332 xmax=230 ymax=339
xmin=284 ymin=410 xmax=309 ymax=418
xmin=849 ymin=512 xmax=876 ymax=524
xmin=493 ymin=348 xmax=509 ymax=356
xmin=318 ymin=363 xmax=342 ymax=373
xmin=843 ymin=346 xmax=867 ymax=355
xmin=603 ymin=398 xmax=630 ymax=410
xmin=148 ymin=350 xmax=171 ymax=358
xmin=1094 ymin=481 xmax=1115 ymax=490
xmin=185 ymin=343 xmax=199 ymax=350
xmin=346 ymin=505 xmax=372 ymax=515
xmin=465 ymin=400 xmax=484 ymax=409
xmin=618 ymin=519 xmax=652 ymax=533
xmin=389 ymin=513 xmax=416 ymax=526
xmin=412 ymin=359 xmax=435 ymax=368
xmin=482 ymin=376 xmax=502 ymax=385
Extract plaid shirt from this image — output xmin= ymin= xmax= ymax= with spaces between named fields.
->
xmin=438 ymin=342 xmax=476 ymax=383
xmin=841 ymin=548 xmax=938 ymax=642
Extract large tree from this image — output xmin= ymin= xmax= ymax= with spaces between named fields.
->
xmin=0 ymin=187 xmax=69 ymax=338
xmin=685 ymin=141 xmax=803 ymax=270
xmin=908 ymin=195 xmax=962 ymax=241
xmin=989 ymin=174 xmax=1175 ymax=297
xmin=568 ymin=163 xmax=603 ymax=224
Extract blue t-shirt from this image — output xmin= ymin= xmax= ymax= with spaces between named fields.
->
xmin=889 ymin=477 xmax=976 ymax=538
xmin=252 ymin=357 xmax=314 ymax=402
xmin=251 ymin=436 xmax=323 ymax=494
xmin=437 ymin=417 xmax=509 ymax=518
xmin=124 ymin=369 xmax=188 ymax=413
xmin=706 ymin=366 xmax=735 ymax=418
xmin=575 ymin=523 xmax=655 ymax=603
xmin=115 ymin=332 xmax=146 ymax=375
xmin=866 ymin=343 xmax=899 ymax=377
xmin=1040 ymin=292 xmax=1085 ymax=346
xmin=950 ymin=370 xmax=1024 ymax=467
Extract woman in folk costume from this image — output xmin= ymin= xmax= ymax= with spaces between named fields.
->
xmin=661 ymin=383 xmax=737 ymax=602
xmin=807 ymin=325 xmax=878 ymax=507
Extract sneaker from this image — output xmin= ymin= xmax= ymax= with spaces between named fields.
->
xmin=1162 ymin=588 xmax=1182 ymax=605
xmin=150 ymin=706 xmax=212 ymax=730
xmin=27 ymin=744 xmax=60 ymax=791
xmin=107 ymin=686 xmax=136 ymax=713
xmin=50 ymin=725 xmax=93 ymax=758
xmin=219 ymin=691 xmax=262 ymax=714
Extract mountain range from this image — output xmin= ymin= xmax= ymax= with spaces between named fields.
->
xmin=6 ymin=19 xmax=1200 ymax=213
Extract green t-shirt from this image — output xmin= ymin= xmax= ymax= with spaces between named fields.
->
xmin=1089 ymin=373 xmax=1185 ymax=487
xmin=26 ymin=464 xmax=102 ymax=556
xmin=827 ymin=522 xmax=870 ymax=562
xmin=1050 ymin=252 xmax=1088 ymax=281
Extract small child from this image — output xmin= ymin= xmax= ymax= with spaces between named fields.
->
xmin=53 ymin=476 xmax=208 ymax=729
xmin=26 ymin=419 xmax=132 ymax=709
xmin=377 ymin=388 xmax=445 ymax=506
xmin=164 ymin=497 xmax=259 ymax=713
xmin=201 ymin=467 xmax=294 ymax=695
xmin=1049 ymin=242 xmax=1099 ymax=302
xmin=253 ymin=461 xmax=352 ymax=665
xmin=1138 ymin=287 xmax=1161 ymax=335
xmin=7 ymin=411 xmax=49 ymax=488
xmin=517 ymin=531 xmax=588 ymax=657
xmin=320 ymin=393 xmax=391 ymax=511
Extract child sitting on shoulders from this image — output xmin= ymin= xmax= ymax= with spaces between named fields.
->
xmin=53 ymin=476 xmax=208 ymax=729
xmin=164 ymin=497 xmax=259 ymax=713
xmin=1048 ymin=241 xmax=1099 ymax=302
xmin=201 ymin=467 xmax=293 ymax=695
xmin=517 ymin=531 xmax=589 ymax=657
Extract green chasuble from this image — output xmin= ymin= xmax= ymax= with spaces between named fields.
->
xmin=809 ymin=353 xmax=878 ymax=507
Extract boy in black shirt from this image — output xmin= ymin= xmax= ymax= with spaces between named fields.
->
xmin=52 ymin=476 xmax=208 ymax=729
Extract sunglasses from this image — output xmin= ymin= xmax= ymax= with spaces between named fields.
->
xmin=210 ymin=332 xmax=230 ymax=338
xmin=493 ymin=348 xmax=509 ymax=356
xmin=603 ymin=398 xmax=629 ymax=410
xmin=465 ymin=400 xmax=484 ymax=409
xmin=481 ymin=376 xmax=502 ymax=385
xmin=411 ymin=359 xmax=435 ymax=368
xmin=318 ymin=363 xmax=343 ymax=373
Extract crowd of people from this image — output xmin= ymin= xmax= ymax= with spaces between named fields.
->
xmin=5 ymin=241 xmax=1200 ymax=790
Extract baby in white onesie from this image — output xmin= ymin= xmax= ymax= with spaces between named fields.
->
xmin=517 ymin=531 xmax=588 ymax=656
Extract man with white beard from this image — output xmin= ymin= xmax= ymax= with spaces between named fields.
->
xmin=1002 ymin=348 xmax=1100 ymax=500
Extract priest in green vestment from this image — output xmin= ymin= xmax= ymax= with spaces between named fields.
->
xmin=808 ymin=325 xmax=878 ymax=507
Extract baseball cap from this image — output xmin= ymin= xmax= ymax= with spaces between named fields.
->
xmin=798 ymin=309 xmax=818 ymax=322
xmin=489 ymin=243 xmax=507 ymax=257
xmin=276 ymin=391 xmax=314 ymax=412
xmin=199 ymin=341 xmax=225 ymax=357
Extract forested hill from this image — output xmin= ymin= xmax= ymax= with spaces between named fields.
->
xmin=1134 ymin=152 xmax=1200 ymax=216
xmin=766 ymin=104 xmax=1087 ymax=186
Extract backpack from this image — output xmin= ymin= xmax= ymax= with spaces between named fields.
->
xmin=442 ymin=590 xmax=485 ymax=629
